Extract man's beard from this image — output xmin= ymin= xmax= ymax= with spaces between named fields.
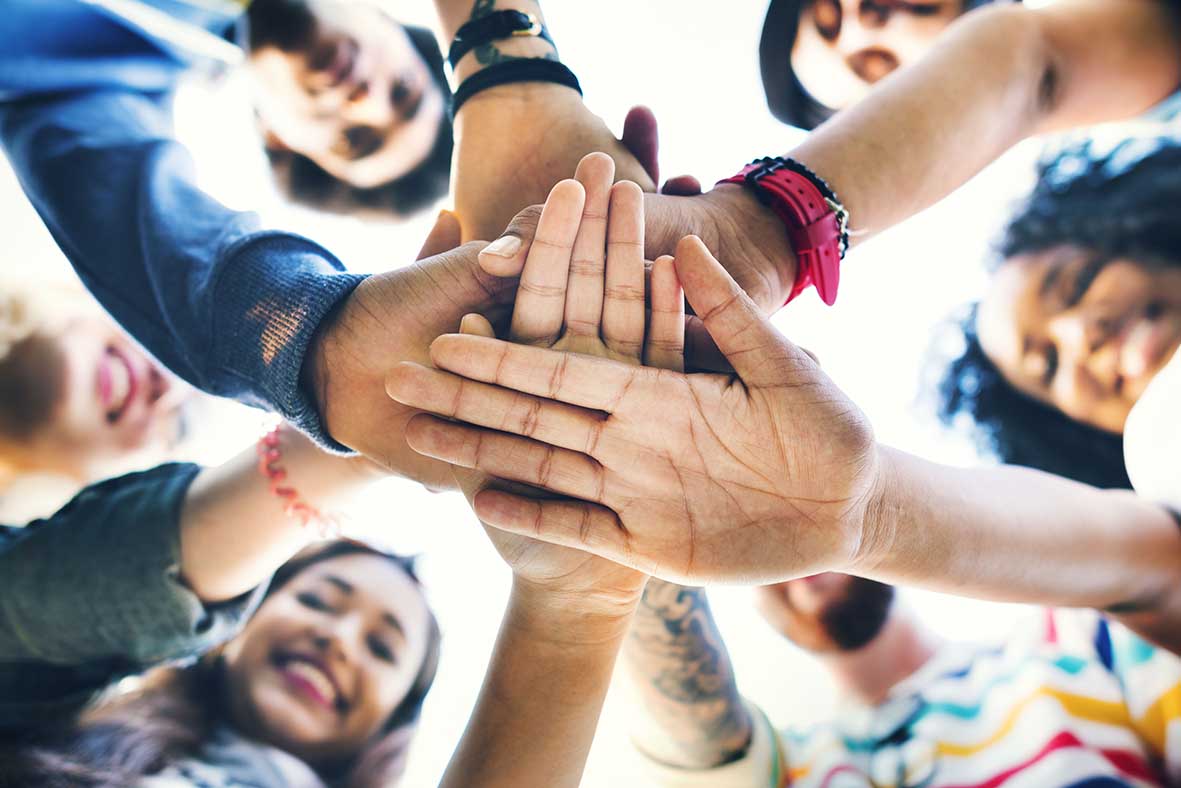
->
xmin=818 ymin=578 xmax=895 ymax=652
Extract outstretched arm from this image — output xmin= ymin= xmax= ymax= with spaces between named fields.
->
xmin=390 ymin=236 xmax=1181 ymax=656
xmin=624 ymin=579 xmax=752 ymax=769
xmin=0 ymin=425 xmax=377 ymax=725
xmin=482 ymin=0 xmax=1181 ymax=311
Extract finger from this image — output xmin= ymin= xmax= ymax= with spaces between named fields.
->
xmin=510 ymin=179 xmax=586 ymax=345
xmin=620 ymin=105 xmax=659 ymax=186
xmin=474 ymin=490 xmax=645 ymax=570
xmin=674 ymin=235 xmax=805 ymax=387
xmin=405 ymin=415 xmax=607 ymax=503
xmin=660 ymin=175 xmax=703 ymax=196
xmin=387 ymin=361 xmax=606 ymax=453
xmin=417 ymin=209 xmax=463 ymax=260
xmin=683 ymin=315 xmax=733 ymax=373
xmin=459 ymin=312 xmax=496 ymax=338
xmin=644 ymin=255 xmax=684 ymax=372
xmin=563 ymin=153 xmax=614 ymax=339
xmin=602 ymin=181 xmax=646 ymax=359
xmin=427 ymin=334 xmax=650 ymax=413
xmin=478 ymin=204 xmax=542 ymax=278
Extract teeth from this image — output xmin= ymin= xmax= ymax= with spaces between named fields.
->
xmin=108 ymin=352 xmax=131 ymax=414
xmin=285 ymin=660 xmax=337 ymax=703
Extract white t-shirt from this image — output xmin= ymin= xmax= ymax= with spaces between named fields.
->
xmin=1125 ymin=348 xmax=1181 ymax=511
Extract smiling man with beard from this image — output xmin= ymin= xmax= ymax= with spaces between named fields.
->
xmin=625 ymin=573 xmax=1181 ymax=787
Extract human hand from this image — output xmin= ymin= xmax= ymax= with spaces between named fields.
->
xmin=300 ymin=210 xmax=517 ymax=490
xmin=449 ymin=152 xmax=686 ymax=613
xmin=479 ymin=183 xmax=798 ymax=316
xmin=387 ymin=235 xmax=878 ymax=585
xmin=452 ymin=84 xmax=659 ymax=243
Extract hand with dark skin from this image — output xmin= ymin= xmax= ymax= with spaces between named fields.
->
xmin=300 ymin=211 xmax=518 ymax=490
xmin=388 ymin=235 xmax=879 ymax=584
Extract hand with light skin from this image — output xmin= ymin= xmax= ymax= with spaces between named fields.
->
xmin=448 ymin=152 xmax=684 ymax=610
xmin=437 ymin=152 xmax=685 ymax=788
xmin=388 ymin=234 xmax=879 ymax=585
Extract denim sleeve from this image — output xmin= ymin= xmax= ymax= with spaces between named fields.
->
xmin=0 ymin=464 xmax=266 ymax=728
xmin=0 ymin=0 xmax=366 ymax=450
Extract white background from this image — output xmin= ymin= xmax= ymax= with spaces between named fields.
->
xmin=0 ymin=0 xmax=1065 ymax=783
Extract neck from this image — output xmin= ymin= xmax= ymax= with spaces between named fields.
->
xmin=820 ymin=608 xmax=940 ymax=705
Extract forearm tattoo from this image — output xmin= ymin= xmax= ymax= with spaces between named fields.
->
xmin=625 ymin=580 xmax=752 ymax=766
xmin=469 ymin=0 xmax=557 ymax=64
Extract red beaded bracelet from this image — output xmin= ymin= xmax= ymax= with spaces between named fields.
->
xmin=257 ymin=426 xmax=340 ymax=539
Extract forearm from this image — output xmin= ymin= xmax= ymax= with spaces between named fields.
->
xmin=791 ymin=0 xmax=1181 ymax=244
xmin=623 ymin=579 xmax=751 ymax=770
xmin=440 ymin=582 xmax=633 ymax=788
xmin=853 ymin=446 xmax=1181 ymax=616
xmin=180 ymin=426 xmax=379 ymax=602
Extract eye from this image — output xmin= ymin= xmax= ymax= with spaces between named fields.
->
xmin=368 ymin=635 xmax=397 ymax=664
xmin=297 ymin=592 xmax=332 ymax=612
xmin=813 ymin=0 xmax=842 ymax=40
xmin=899 ymin=2 xmax=944 ymax=16
xmin=1042 ymin=343 xmax=1059 ymax=388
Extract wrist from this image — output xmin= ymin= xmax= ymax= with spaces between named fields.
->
xmin=708 ymin=184 xmax=797 ymax=302
xmin=509 ymin=578 xmax=642 ymax=645
xmin=846 ymin=443 xmax=899 ymax=577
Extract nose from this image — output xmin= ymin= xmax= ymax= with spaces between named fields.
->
xmin=343 ymin=75 xmax=395 ymax=128
xmin=314 ymin=612 xmax=366 ymax=665
xmin=1048 ymin=311 xmax=1121 ymax=396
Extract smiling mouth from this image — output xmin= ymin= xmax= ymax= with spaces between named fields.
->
xmin=98 ymin=345 xmax=139 ymax=425
xmin=273 ymin=653 xmax=347 ymax=714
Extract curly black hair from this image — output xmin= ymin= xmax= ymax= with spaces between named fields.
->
xmin=936 ymin=136 xmax=1181 ymax=489
xmin=246 ymin=0 xmax=453 ymax=218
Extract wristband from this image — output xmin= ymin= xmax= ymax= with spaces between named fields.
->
xmin=448 ymin=9 xmax=554 ymax=70
xmin=719 ymin=157 xmax=849 ymax=306
xmin=257 ymin=426 xmax=340 ymax=539
xmin=450 ymin=58 xmax=582 ymax=118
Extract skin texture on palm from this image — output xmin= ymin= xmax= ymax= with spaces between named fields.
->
xmin=387 ymin=235 xmax=880 ymax=585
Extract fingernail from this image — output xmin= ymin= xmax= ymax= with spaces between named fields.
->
xmin=484 ymin=235 xmax=521 ymax=257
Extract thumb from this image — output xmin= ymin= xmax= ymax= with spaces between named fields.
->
xmin=673 ymin=235 xmax=809 ymax=388
xmin=416 ymin=209 xmax=463 ymax=260
xmin=477 ymin=203 xmax=542 ymax=278
xmin=621 ymin=105 xmax=659 ymax=186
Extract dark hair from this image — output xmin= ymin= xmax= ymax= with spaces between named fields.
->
xmin=936 ymin=137 xmax=1181 ymax=489
xmin=0 ymin=332 xmax=64 ymax=443
xmin=760 ymin=0 xmax=1009 ymax=130
xmin=0 ymin=540 xmax=441 ymax=788
xmin=246 ymin=0 xmax=453 ymax=217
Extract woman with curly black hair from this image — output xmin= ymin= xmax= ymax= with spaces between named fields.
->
xmin=939 ymin=137 xmax=1181 ymax=501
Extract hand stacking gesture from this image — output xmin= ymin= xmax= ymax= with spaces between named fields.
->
xmin=428 ymin=152 xmax=685 ymax=609
xmin=388 ymin=183 xmax=881 ymax=586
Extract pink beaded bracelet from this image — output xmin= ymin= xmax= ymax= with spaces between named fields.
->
xmin=257 ymin=426 xmax=340 ymax=538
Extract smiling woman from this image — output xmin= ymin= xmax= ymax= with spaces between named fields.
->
xmin=0 ymin=285 xmax=189 ymax=487
xmin=938 ymin=137 xmax=1181 ymax=488
xmin=3 ymin=541 xmax=441 ymax=788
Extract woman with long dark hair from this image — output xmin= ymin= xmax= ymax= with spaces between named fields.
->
xmin=938 ymin=136 xmax=1181 ymax=500
xmin=0 ymin=421 xmax=440 ymax=788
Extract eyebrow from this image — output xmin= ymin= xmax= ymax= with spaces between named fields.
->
xmin=324 ymin=575 xmax=354 ymax=594
xmin=382 ymin=612 xmax=405 ymax=636
xmin=1038 ymin=262 xmax=1064 ymax=300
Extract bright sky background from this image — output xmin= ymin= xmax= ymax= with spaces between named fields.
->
xmin=0 ymin=0 xmax=1091 ymax=784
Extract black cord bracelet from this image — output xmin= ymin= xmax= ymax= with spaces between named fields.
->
xmin=450 ymin=59 xmax=582 ymax=118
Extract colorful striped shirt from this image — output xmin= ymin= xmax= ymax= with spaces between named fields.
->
xmin=641 ymin=609 xmax=1181 ymax=787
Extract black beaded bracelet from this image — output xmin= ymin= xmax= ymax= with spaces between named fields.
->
xmin=450 ymin=59 xmax=582 ymax=118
